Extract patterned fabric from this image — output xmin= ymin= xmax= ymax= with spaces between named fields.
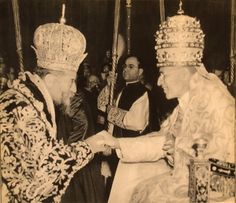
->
xmin=55 ymin=93 xmax=106 ymax=203
xmin=97 ymin=85 xmax=110 ymax=112
xmin=0 ymin=72 xmax=93 ymax=203
xmin=111 ymin=65 xmax=235 ymax=203
xmin=33 ymin=23 xmax=87 ymax=73
xmin=107 ymin=106 xmax=127 ymax=129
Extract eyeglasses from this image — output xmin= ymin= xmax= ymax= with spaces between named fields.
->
xmin=122 ymin=64 xmax=138 ymax=69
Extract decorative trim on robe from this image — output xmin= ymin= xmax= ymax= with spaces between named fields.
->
xmin=107 ymin=106 xmax=127 ymax=129
xmin=0 ymin=72 xmax=94 ymax=203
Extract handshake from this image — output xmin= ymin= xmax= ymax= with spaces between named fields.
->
xmin=85 ymin=130 xmax=120 ymax=154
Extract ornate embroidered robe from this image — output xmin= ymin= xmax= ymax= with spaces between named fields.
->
xmin=0 ymin=72 xmax=93 ymax=203
xmin=108 ymin=66 xmax=235 ymax=203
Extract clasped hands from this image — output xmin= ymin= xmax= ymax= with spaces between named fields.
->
xmin=85 ymin=130 xmax=120 ymax=154
xmin=86 ymin=130 xmax=176 ymax=155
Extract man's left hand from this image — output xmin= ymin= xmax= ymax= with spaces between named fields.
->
xmin=85 ymin=131 xmax=109 ymax=153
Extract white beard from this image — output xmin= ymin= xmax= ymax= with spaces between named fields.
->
xmin=61 ymin=91 xmax=75 ymax=115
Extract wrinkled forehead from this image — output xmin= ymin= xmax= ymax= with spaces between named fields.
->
xmin=159 ymin=66 xmax=186 ymax=74
xmin=159 ymin=67 xmax=173 ymax=73
xmin=125 ymin=57 xmax=139 ymax=66
xmin=53 ymin=70 xmax=77 ymax=80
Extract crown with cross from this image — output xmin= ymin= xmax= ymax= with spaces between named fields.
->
xmin=32 ymin=4 xmax=87 ymax=73
xmin=155 ymin=0 xmax=205 ymax=68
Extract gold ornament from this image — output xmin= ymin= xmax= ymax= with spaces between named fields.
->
xmin=32 ymin=4 xmax=87 ymax=73
xmin=155 ymin=7 xmax=205 ymax=68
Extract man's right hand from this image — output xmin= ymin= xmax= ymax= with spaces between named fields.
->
xmin=100 ymin=130 xmax=120 ymax=149
xmin=85 ymin=131 xmax=107 ymax=154
xmin=84 ymin=130 xmax=120 ymax=154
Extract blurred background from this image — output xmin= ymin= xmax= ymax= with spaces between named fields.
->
xmin=0 ymin=0 xmax=232 ymax=84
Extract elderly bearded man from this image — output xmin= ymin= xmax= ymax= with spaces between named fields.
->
xmin=0 ymin=17 xmax=108 ymax=203
xmin=102 ymin=6 xmax=235 ymax=203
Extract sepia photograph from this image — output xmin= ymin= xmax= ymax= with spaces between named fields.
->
xmin=0 ymin=0 xmax=235 ymax=202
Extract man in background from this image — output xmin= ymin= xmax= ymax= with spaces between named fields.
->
xmin=83 ymin=74 xmax=101 ymax=131
xmin=98 ymin=55 xmax=159 ymax=197
xmin=0 ymin=56 xmax=7 ymax=93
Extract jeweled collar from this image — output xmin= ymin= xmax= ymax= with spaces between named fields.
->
xmin=10 ymin=71 xmax=57 ymax=138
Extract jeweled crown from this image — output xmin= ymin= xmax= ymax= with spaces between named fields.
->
xmin=32 ymin=5 xmax=87 ymax=73
xmin=155 ymin=2 xmax=204 ymax=68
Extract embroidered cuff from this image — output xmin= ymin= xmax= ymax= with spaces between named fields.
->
xmin=107 ymin=106 xmax=127 ymax=128
xmin=74 ymin=141 xmax=94 ymax=160
xmin=97 ymin=86 xmax=110 ymax=112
